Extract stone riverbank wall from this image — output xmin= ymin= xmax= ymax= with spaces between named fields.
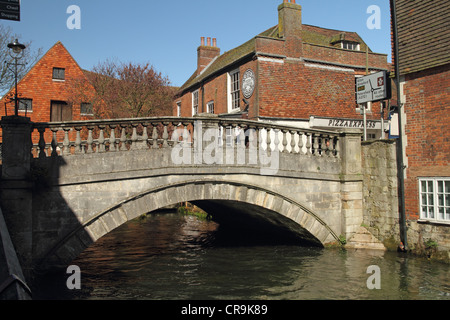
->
xmin=361 ymin=139 xmax=449 ymax=262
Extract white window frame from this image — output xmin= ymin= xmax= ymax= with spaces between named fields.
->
xmin=192 ymin=90 xmax=199 ymax=116
xmin=227 ymin=69 xmax=240 ymax=113
xmin=419 ymin=177 xmax=450 ymax=223
xmin=207 ymin=100 xmax=215 ymax=114
xmin=176 ymin=101 xmax=181 ymax=117
xmin=341 ymin=41 xmax=360 ymax=51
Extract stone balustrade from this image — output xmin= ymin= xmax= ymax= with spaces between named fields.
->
xmin=31 ymin=117 xmax=340 ymax=159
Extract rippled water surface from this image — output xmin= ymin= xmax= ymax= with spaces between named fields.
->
xmin=34 ymin=213 xmax=450 ymax=300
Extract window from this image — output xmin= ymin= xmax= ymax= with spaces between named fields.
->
xmin=51 ymin=101 xmax=72 ymax=122
xmin=419 ymin=178 xmax=450 ymax=223
xmin=341 ymin=41 xmax=360 ymax=51
xmin=80 ymin=102 xmax=93 ymax=115
xmin=229 ymin=69 xmax=240 ymax=111
xmin=52 ymin=67 xmax=65 ymax=80
xmin=207 ymin=101 xmax=215 ymax=114
xmin=192 ymin=90 xmax=199 ymax=116
xmin=176 ymin=101 xmax=181 ymax=117
xmin=18 ymin=98 xmax=32 ymax=112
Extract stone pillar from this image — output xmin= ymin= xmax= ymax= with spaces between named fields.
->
xmin=0 ymin=116 xmax=33 ymax=281
xmin=339 ymin=129 xmax=364 ymax=241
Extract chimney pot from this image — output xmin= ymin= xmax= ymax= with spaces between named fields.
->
xmin=201 ymin=37 xmax=205 ymax=46
xmin=213 ymin=38 xmax=217 ymax=47
xmin=207 ymin=37 xmax=211 ymax=46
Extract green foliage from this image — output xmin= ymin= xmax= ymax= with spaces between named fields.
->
xmin=177 ymin=206 xmax=211 ymax=220
xmin=424 ymin=239 xmax=438 ymax=249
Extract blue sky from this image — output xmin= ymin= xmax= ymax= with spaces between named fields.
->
xmin=1 ymin=0 xmax=391 ymax=87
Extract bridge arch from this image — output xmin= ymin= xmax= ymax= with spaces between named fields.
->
xmin=39 ymin=180 xmax=341 ymax=270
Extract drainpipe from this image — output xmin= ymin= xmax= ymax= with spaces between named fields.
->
xmin=390 ymin=0 xmax=408 ymax=251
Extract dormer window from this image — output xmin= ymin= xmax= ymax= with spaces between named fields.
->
xmin=341 ymin=41 xmax=360 ymax=51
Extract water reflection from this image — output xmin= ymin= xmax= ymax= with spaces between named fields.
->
xmin=33 ymin=213 xmax=450 ymax=300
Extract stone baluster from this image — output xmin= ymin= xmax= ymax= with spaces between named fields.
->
xmin=248 ymin=125 xmax=255 ymax=150
xmin=142 ymin=123 xmax=150 ymax=148
xmin=120 ymin=124 xmax=128 ymax=151
xmin=273 ymin=128 xmax=280 ymax=153
xmin=281 ymin=129 xmax=288 ymax=153
xmin=221 ymin=123 xmax=227 ymax=148
xmin=151 ymin=123 xmax=159 ymax=149
xmin=130 ymin=123 xmax=138 ymax=150
xmin=109 ymin=125 xmax=117 ymax=152
xmin=62 ymin=127 xmax=71 ymax=156
xmin=97 ymin=125 xmax=106 ymax=153
xmin=334 ymin=135 xmax=340 ymax=158
xmin=74 ymin=127 xmax=83 ymax=154
xmin=266 ymin=127 xmax=272 ymax=153
xmin=162 ymin=122 xmax=169 ymax=148
xmin=86 ymin=126 xmax=94 ymax=154
xmin=37 ymin=126 xmax=47 ymax=158
xmin=297 ymin=131 xmax=304 ymax=155
xmin=51 ymin=128 xmax=58 ymax=157
xmin=290 ymin=130 xmax=297 ymax=154
xmin=305 ymin=132 xmax=312 ymax=155
xmin=323 ymin=135 xmax=330 ymax=157
xmin=312 ymin=134 xmax=320 ymax=156
xmin=181 ymin=122 xmax=190 ymax=147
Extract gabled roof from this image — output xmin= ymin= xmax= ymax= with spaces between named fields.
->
xmin=0 ymin=41 xmax=85 ymax=100
xmin=178 ymin=24 xmax=370 ymax=94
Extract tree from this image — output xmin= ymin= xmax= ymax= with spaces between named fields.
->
xmin=0 ymin=25 xmax=43 ymax=95
xmin=72 ymin=59 xmax=176 ymax=119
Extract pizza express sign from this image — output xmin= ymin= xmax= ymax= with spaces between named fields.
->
xmin=312 ymin=117 xmax=378 ymax=129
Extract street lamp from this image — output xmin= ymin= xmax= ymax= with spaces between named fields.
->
xmin=7 ymin=39 xmax=26 ymax=116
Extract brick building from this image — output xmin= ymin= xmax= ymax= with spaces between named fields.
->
xmin=0 ymin=41 xmax=95 ymax=143
xmin=174 ymin=0 xmax=390 ymax=139
xmin=393 ymin=0 xmax=450 ymax=249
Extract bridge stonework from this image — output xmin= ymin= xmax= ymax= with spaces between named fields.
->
xmin=0 ymin=115 xmax=363 ymax=277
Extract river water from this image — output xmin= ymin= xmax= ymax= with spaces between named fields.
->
xmin=33 ymin=212 xmax=449 ymax=300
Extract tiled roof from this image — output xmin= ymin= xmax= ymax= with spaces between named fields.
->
xmin=396 ymin=0 xmax=450 ymax=75
xmin=178 ymin=24 xmax=369 ymax=94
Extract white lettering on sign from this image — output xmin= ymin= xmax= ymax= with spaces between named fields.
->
xmin=327 ymin=119 xmax=376 ymax=129
xmin=356 ymin=71 xmax=391 ymax=104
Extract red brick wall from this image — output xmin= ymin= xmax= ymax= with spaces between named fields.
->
xmin=403 ymin=64 xmax=450 ymax=219
xmin=0 ymin=42 xmax=95 ymax=143
xmin=303 ymin=43 xmax=388 ymax=70
xmin=175 ymin=60 xmax=257 ymax=117
xmin=258 ymin=59 xmax=385 ymax=121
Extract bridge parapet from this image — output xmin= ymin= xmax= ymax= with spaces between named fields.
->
xmin=30 ymin=117 xmax=341 ymax=161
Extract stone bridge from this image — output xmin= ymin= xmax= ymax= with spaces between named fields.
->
xmin=0 ymin=115 xmax=364 ymax=278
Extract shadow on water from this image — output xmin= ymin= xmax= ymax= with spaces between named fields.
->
xmin=32 ymin=212 xmax=450 ymax=300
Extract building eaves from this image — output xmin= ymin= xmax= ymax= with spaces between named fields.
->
xmin=177 ymin=23 xmax=375 ymax=95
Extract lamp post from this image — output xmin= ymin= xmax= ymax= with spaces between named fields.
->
xmin=7 ymin=39 xmax=26 ymax=116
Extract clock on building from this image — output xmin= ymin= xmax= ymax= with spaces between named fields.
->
xmin=242 ymin=69 xmax=255 ymax=99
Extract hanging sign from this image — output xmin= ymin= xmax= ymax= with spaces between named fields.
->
xmin=0 ymin=0 xmax=20 ymax=21
xmin=356 ymin=71 xmax=391 ymax=104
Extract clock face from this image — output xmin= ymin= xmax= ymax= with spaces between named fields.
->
xmin=242 ymin=69 xmax=255 ymax=99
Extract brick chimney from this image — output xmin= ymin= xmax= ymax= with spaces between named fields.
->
xmin=197 ymin=37 xmax=220 ymax=75
xmin=278 ymin=0 xmax=303 ymax=57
